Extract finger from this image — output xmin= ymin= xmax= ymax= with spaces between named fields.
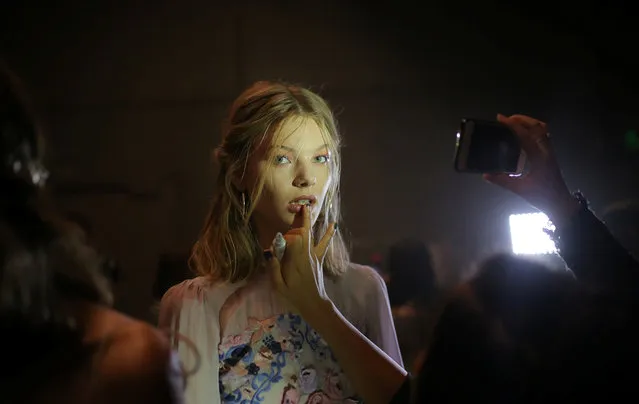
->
xmin=508 ymin=114 xmax=547 ymax=130
xmin=301 ymin=205 xmax=312 ymax=251
xmin=283 ymin=233 xmax=304 ymax=255
xmin=285 ymin=228 xmax=305 ymax=237
xmin=497 ymin=114 xmax=547 ymax=164
xmin=302 ymin=204 xmax=312 ymax=233
xmin=314 ymin=223 xmax=336 ymax=259
xmin=264 ymin=250 xmax=285 ymax=289
xmin=283 ymin=231 xmax=303 ymax=241
xmin=507 ymin=117 xmax=555 ymax=163
xmin=291 ymin=206 xmax=305 ymax=229
xmin=503 ymin=114 xmax=549 ymax=144
xmin=483 ymin=172 xmax=526 ymax=194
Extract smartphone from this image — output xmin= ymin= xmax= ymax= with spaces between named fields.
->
xmin=454 ymin=118 xmax=526 ymax=174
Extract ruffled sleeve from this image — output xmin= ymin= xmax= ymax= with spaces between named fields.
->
xmin=159 ymin=278 xmax=240 ymax=404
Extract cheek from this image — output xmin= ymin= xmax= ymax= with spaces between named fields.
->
xmin=244 ymin=159 xmax=263 ymax=190
xmin=257 ymin=167 xmax=289 ymax=201
xmin=317 ymin=167 xmax=332 ymax=193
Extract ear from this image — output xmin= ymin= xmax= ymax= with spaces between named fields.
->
xmin=231 ymin=164 xmax=249 ymax=192
xmin=231 ymin=174 xmax=244 ymax=192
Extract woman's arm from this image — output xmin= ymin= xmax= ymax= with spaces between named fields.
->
xmin=267 ymin=207 xmax=408 ymax=404
xmin=362 ymin=265 xmax=405 ymax=367
xmin=304 ymin=298 xmax=408 ymax=404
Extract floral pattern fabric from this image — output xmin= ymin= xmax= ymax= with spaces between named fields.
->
xmin=218 ymin=313 xmax=361 ymax=404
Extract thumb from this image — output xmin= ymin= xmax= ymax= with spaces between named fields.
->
xmin=483 ymin=172 xmax=525 ymax=194
xmin=314 ymin=223 xmax=337 ymax=260
xmin=264 ymin=250 xmax=285 ymax=290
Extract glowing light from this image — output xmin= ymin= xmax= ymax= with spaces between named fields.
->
xmin=509 ymin=212 xmax=557 ymax=255
xmin=624 ymin=129 xmax=639 ymax=152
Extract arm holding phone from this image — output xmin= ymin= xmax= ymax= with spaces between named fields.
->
xmin=457 ymin=114 xmax=638 ymax=292
xmin=484 ymin=114 xmax=639 ymax=296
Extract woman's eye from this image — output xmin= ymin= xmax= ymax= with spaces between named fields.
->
xmin=315 ymin=154 xmax=329 ymax=164
xmin=275 ymin=155 xmax=291 ymax=165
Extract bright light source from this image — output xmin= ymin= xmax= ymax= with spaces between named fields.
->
xmin=509 ymin=212 xmax=557 ymax=255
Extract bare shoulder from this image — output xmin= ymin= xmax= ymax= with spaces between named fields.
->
xmin=98 ymin=311 xmax=181 ymax=403
xmin=100 ymin=311 xmax=171 ymax=373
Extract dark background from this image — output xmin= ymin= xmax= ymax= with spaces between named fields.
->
xmin=2 ymin=0 xmax=637 ymax=320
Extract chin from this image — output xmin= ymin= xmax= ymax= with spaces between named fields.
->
xmin=273 ymin=210 xmax=320 ymax=230
xmin=277 ymin=213 xmax=296 ymax=228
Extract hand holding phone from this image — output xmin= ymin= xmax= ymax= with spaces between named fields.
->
xmin=454 ymin=118 xmax=526 ymax=175
xmin=482 ymin=114 xmax=578 ymax=227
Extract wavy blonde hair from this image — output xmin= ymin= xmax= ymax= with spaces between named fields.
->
xmin=191 ymin=81 xmax=350 ymax=283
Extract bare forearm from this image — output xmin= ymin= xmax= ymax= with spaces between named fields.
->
xmin=304 ymin=300 xmax=407 ymax=404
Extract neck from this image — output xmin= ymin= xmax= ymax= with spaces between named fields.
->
xmin=256 ymin=228 xmax=279 ymax=251
xmin=252 ymin=218 xmax=287 ymax=251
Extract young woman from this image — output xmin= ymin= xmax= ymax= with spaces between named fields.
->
xmin=159 ymin=81 xmax=402 ymax=403
xmin=1 ymin=60 xmax=184 ymax=404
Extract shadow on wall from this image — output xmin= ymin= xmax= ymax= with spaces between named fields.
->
xmin=153 ymin=253 xmax=194 ymax=301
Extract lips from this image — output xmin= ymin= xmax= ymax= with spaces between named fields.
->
xmin=287 ymin=195 xmax=317 ymax=214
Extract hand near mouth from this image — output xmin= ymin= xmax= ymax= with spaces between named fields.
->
xmin=266 ymin=205 xmax=337 ymax=314
xmin=291 ymin=206 xmax=307 ymax=229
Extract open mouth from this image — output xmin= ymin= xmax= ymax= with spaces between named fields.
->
xmin=289 ymin=198 xmax=314 ymax=206
xmin=287 ymin=195 xmax=317 ymax=213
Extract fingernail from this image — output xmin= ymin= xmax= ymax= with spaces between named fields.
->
xmin=263 ymin=250 xmax=273 ymax=260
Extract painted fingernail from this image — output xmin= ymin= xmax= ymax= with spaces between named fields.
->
xmin=263 ymin=250 xmax=273 ymax=260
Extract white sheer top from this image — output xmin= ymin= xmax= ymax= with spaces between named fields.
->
xmin=159 ymin=263 xmax=403 ymax=404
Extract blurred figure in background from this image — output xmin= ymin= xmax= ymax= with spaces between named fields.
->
xmin=603 ymin=199 xmax=639 ymax=257
xmin=65 ymin=211 xmax=122 ymax=288
xmin=386 ymin=237 xmax=439 ymax=371
xmin=0 ymin=60 xmax=184 ymax=404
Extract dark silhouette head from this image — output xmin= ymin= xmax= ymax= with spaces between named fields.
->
xmin=0 ymin=60 xmax=112 ymax=395
xmin=386 ymin=237 xmax=436 ymax=307
xmin=415 ymin=253 xmax=583 ymax=402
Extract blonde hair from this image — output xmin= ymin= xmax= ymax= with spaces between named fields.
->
xmin=191 ymin=81 xmax=350 ymax=283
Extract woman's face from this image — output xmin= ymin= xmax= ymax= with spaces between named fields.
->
xmin=244 ymin=116 xmax=333 ymax=247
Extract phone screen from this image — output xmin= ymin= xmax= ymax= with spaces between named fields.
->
xmin=455 ymin=119 xmax=524 ymax=174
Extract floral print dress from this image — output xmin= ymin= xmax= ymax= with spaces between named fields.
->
xmin=218 ymin=312 xmax=360 ymax=403
xmin=160 ymin=264 xmax=403 ymax=404
xmin=218 ymin=300 xmax=360 ymax=403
